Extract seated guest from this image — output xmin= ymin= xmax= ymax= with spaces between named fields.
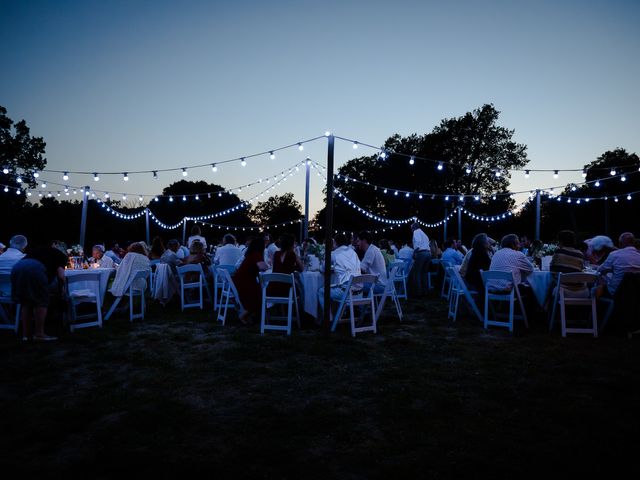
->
xmin=597 ymin=232 xmax=640 ymax=297
xmin=90 ymin=245 xmax=114 ymax=268
xmin=268 ymin=233 xmax=304 ymax=297
xmin=441 ymin=238 xmax=465 ymax=266
xmin=12 ymin=246 xmax=67 ymax=341
xmin=0 ymin=234 xmax=28 ymax=274
xmin=109 ymin=242 xmax=151 ymax=297
xmin=234 ymin=237 xmax=269 ymax=324
xmin=176 ymin=240 xmax=190 ymax=260
xmin=318 ymin=233 xmax=361 ymax=312
xmin=214 ymin=234 xmax=243 ymax=266
xmin=183 ymin=240 xmax=212 ymax=282
xmin=263 ymin=233 xmax=279 ymax=268
xmin=397 ymin=240 xmax=414 ymax=262
xmin=302 ymin=237 xmax=317 ymax=256
xmin=357 ymin=231 xmax=387 ymax=294
xmin=187 ymin=225 xmax=207 ymax=250
xmin=0 ymin=242 xmax=5 ymax=254
xmin=378 ymin=239 xmax=397 ymax=267
xmin=149 ymin=236 xmax=165 ymax=260
xmin=160 ymin=239 xmax=182 ymax=274
xmin=588 ymin=235 xmax=616 ymax=265
xmin=388 ymin=240 xmax=399 ymax=256
xmin=488 ymin=234 xmax=534 ymax=291
xmin=550 ymin=230 xmax=585 ymax=273
xmin=462 ymin=233 xmax=493 ymax=292
xmin=104 ymin=241 xmax=123 ymax=265
xmin=429 ymin=239 xmax=442 ymax=259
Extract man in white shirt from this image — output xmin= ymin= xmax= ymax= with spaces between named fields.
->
xmin=357 ymin=231 xmax=387 ymax=293
xmin=441 ymin=238 xmax=465 ymax=266
xmin=160 ymin=239 xmax=183 ymax=274
xmin=410 ymin=223 xmax=431 ymax=295
xmin=488 ymin=234 xmax=534 ymax=291
xmin=187 ymin=225 xmax=207 ymax=250
xmin=214 ymin=234 xmax=243 ymax=266
xmin=90 ymin=245 xmax=114 ymax=268
xmin=0 ymin=234 xmax=27 ymax=274
xmin=263 ymin=233 xmax=279 ymax=268
xmin=318 ymin=233 xmax=361 ymax=313
xmin=397 ymin=241 xmax=413 ymax=261
xmin=597 ymin=232 xmax=640 ymax=296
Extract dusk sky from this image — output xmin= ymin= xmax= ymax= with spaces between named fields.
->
xmin=2 ymin=0 xmax=639 ymax=217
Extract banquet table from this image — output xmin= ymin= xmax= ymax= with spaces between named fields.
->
xmin=64 ymin=268 xmax=115 ymax=306
xmin=526 ymin=270 xmax=555 ymax=308
xmin=297 ymin=271 xmax=324 ymax=320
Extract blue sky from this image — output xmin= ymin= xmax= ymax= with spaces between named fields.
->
xmin=1 ymin=0 xmax=639 ymax=216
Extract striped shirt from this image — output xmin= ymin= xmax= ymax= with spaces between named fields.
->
xmin=550 ymin=247 xmax=584 ymax=273
xmin=488 ymin=247 xmax=534 ymax=290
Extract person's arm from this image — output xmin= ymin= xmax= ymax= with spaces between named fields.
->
xmin=596 ymin=254 xmax=614 ymax=275
xmin=257 ymin=261 xmax=269 ymax=272
xmin=519 ymin=253 xmax=534 ymax=275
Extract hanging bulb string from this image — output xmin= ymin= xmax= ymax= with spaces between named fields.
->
xmin=332 ymin=135 xmax=640 ymax=174
xmin=28 ymin=159 xmax=308 ymax=200
xmin=39 ymin=135 xmax=326 ymax=176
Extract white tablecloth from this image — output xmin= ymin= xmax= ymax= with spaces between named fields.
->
xmin=298 ymin=271 xmax=323 ymax=319
xmin=526 ymin=271 xmax=554 ymax=307
xmin=65 ymin=268 xmax=114 ymax=306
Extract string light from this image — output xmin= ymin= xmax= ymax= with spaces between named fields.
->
xmin=211 ymin=164 xmax=218 ymax=172
xmin=241 ymin=158 xmax=247 ymax=167
xmin=409 ymin=156 xmax=415 ymax=165
xmin=182 ymin=168 xmax=188 ymax=177
xmin=298 ymin=143 xmax=304 ymax=151
xmin=465 ymin=165 xmax=472 ymax=174
xmin=93 ymin=173 xmax=99 ymax=182
xmin=582 ymin=169 xmax=587 ymax=178
xmin=352 ymin=142 xmax=358 ymax=150
xmin=63 ymin=172 xmax=69 ymax=181
xmin=269 ymin=151 xmax=275 ymax=159
xmin=553 ymin=170 xmax=559 ymax=179
xmin=621 ymin=175 xmax=627 ymax=182
xmin=123 ymin=173 xmax=129 ymax=182
xmin=437 ymin=162 xmax=444 ymax=171
xmin=2 ymin=167 xmax=8 ymax=174
xmin=610 ymin=168 xmax=617 ymax=176
xmin=524 ymin=170 xmax=530 ymax=179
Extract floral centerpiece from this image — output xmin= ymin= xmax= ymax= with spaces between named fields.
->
xmin=304 ymin=243 xmax=325 ymax=270
xmin=67 ymin=244 xmax=84 ymax=257
xmin=538 ymin=243 xmax=558 ymax=258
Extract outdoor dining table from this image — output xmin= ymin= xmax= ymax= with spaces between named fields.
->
xmin=526 ymin=270 xmax=554 ymax=308
xmin=296 ymin=270 xmax=339 ymax=322
xmin=64 ymin=267 xmax=115 ymax=306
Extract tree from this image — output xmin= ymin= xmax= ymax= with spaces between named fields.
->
xmin=314 ymin=104 xmax=529 ymax=243
xmin=251 ymin=193 xmax=302 ymax=237
xmin=0 ymin=106 xmax=47 ymax=213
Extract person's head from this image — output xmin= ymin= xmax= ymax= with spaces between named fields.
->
xmin=127 ymin=242 xmax=147 ymax=255
xmin=191 ymin=225 xmax=201 ymax=236
xmin=500 ymin=234 xmax=520 ymax=250
xmin=619 ymin=232 xmax=636 ymax=248
xmin=379 ymin=239 xmax=390 ymax=251
xmin=471 ymin=233 xmax=490 ymax=251
xmin=9 ymin=234 xmax=27 ymax=252
xmin=0 ymin=242 xmax=5 ymax=253
xmin=411 ymin=222 xmax=419 ymax=232
xmin=443 ymin=238 xmax=456 ymax=249
xmin=150 ymin=236 xmax=165 ymax=254
xmin=334 ymin=233 xmax=349 ymax=248
xmin=357 ymin=231 xmax=373 ymax=250
xmin=248 ymin=236 xmax=265 ymax=255
xmin=166 ymin=239 xmax=180 ymax=252
xmin=279 ymin=233 xmax=295 ymax=252
xmin=189 ymin=240 xmax=205 ymax=255
xmin=557 ymin=230 xmax=577 ymax=248
xmin=590 ymin=235 xmax=615 ymax=253
xmin=520 ymin=235 xmax=531 ymax=248
xmin=264 ymin=233 xmax=273 ymax=246
xmin=223 ymin=233 xmax=236 ymax=246
xmin=92 ymin=244 xmax=105 ymax=259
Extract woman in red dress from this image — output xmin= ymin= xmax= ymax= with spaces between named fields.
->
xmin=268 ymin=233 xmax=303 ymax=297
xmin=233 ymin=237 xmax=268 ymax=324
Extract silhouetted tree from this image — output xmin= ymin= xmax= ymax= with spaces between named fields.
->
xmin=251 ymin=193 xmax=302 ymax=238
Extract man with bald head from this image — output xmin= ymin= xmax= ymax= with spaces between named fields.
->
xmin=597 ymin=232 xmax=640 ymax=296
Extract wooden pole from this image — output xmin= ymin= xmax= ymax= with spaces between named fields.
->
xmin=79 ymin=186 xmax=89 ymax=249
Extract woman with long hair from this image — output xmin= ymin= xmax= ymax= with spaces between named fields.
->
xmin=233 ymin=237 xmax=269 ymax=324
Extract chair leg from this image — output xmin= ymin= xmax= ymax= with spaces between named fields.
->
xmin=560 ymin=297 xmax=567 ymax=337
xmin=591 ymin=299 xmax=598 ymax=338
xmin=349 ymin=302 xmax=356 ymax=337
xmin=484 ymin=294 xmax=489 ymax=329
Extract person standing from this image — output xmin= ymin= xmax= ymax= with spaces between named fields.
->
xmin=0 ymin=234 xmax=28 ymax=274
xmin=410 ymin=223 xmax=431 ymax=296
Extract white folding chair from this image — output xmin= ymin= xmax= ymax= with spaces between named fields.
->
xmin=427 ymin=258 xmax=440 ymax=290
xmin=549 ymin=272 xmax=598 ymax=337
xmin=66 ymin=271 xmax=103 ymax=332
xmin=176 ymin=264 xmax=204 ymax=311
xmin=212 ymin=265 xmax=236 ymax=310
xmin=480 ymin=270 xmax=528 ymax=332
xmin=105 ymin=269 xmax=150 ymax=322
xmin=374 ymin=266 xmax=403 ymax=322
xmin=447 ymin=267 xmax=482 ymax=322
xmin=148 ymin=259 xmax=160 ymax=297
xmin=0 ymin=273 xmax=21 ymax=334
xmin=440 ymin=261 xmax=453 ymax=299
xmin=259 ymin=273 xmax=300 ymax=335
xmin=217 ymin=269 xmax=244 ymax=325
xmin=331 ymin=274 xmax=378 ymax=337
xmin=389 ymin=261 xmax=409 ymax=300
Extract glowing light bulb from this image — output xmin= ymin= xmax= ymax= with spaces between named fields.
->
xmin=610 ymin=168 xmax=616 ymax=176
xmin=409 ymin=156 xmax=415 ymax=165
xmin=465 ymin=165 xmax=472 ymax=174
xmin=269 ymin=151 xmax=275 ymax=160
xmin=211 ymin=164 xmax=218 ymax=172
xmin=298 ymin=143 xmax=304 ymax=151
xmin=524 ymin=170 xmax=530 ymax=179
xmin=595 ymin=180 xmax=600 ymax=187
xmin=582 ymin=170 xmax=587 ymax=178
xmin=33 ymin=172 xmax=40 ymax=178
xmin=241 ymin=158 xmax=247 ymax=167
xmin=93 ymin=173 xmax=99 ymax=181
xmin=553 ymin=170 xmax=559 ymax=179
xmin=621 ymin=175 xmax=626 ymax=182
xmin=182 ymin=168 xmax=188 ymax=177
xmin=352 ymin=142 xmax=358 ymax=150
xmin=2 ymin=167 xmax=8 ymax=174
xmin=437 ymin=162 xmax=443 ymax=171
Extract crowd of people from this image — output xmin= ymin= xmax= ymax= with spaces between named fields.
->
xmin=2 ymin=222 xmax=640 ymax=340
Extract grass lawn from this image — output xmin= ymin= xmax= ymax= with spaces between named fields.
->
xmin=1 ymin=294 xmax=639 ymax=478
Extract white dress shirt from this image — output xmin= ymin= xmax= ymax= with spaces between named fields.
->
xmin=397 ymin=245 xmax=414 ymax=261
xmin=93 ymin=255 xmax=114 ymax=269
xmin=412 ymin=228 xmax=430 ymax=252
xmin=331 ymin=245 xmax=361 ymax=286
xmin=264 ymin=243 xmax=279 ymax=267
xmin=597 ymin=246 xmax=640 ymax=294
xmin=214 ymin=244 xmax=243 ymax=266
xmin=0 ymin=248 xmax=26 ymax=274
xmin=187 ymin=235 xmax=207 ymax=250
xmin=442 ymin=248 xmax=464 ymax=266
xmin=360 ymin=244 xmax=387 ymax=285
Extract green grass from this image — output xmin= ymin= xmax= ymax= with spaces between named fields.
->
xmin=1 ymin=295 xmax=639 ymax=478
